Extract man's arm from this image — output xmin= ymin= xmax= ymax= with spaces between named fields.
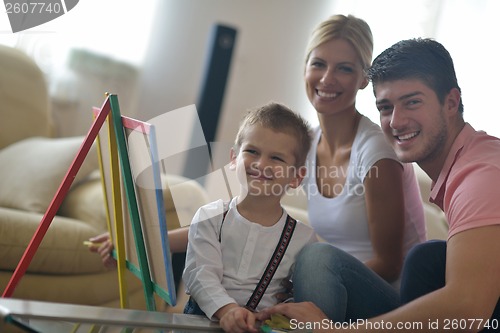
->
xmin=257 ymin=225 xmax=500 ymax=332
xmin=357 ymin=225 xmax=500 ymax=332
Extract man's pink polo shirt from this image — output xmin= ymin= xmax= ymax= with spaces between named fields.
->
xmin=429 ymin=123 xmax=500 ymax=240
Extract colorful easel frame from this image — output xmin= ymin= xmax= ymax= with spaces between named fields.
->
xmin=95 ymin=95 xmax=176 ymax=310
xmin=3 ymin=94 xmax=176 ymax=311
xmin=93 ymin=104 xmax=128 ymax=309
xmin=122 ymin=116 xmax=177 ymax=307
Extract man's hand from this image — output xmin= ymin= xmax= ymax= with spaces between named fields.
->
xmin=256 ymin=302 xmax=328 ymax=326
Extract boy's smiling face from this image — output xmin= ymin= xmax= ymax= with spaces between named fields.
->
xmin=230 ymin=124 xmax=304 ymax=198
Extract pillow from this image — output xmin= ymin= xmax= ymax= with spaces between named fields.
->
xmin=0 ymin=136 xmax=98 ymax=213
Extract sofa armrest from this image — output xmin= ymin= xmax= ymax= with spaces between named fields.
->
xmin=423 ymin=205 xmax=448 ymax=240
xmin=0 ymin=170 xmax=110 ymax=275
xmin=0 ymin=207 xmax=107 ymax=274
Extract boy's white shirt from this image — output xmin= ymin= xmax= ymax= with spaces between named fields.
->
xmin=183 ymin=197 xmax=318 ymax=320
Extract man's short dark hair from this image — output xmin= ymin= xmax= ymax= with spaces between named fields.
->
xmin=368 ymin=38 xmax=464 ymax=114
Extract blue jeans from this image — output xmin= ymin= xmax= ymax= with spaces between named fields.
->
xmin=401 ymin=240 xmax=499 ymax=331
xmin=400 ymin=240 xmax=446 ymax=303
xmin=293 ymin=243 xmax=400 ymax=322
xmin=183 ymin=297 xmax=206 ymax=316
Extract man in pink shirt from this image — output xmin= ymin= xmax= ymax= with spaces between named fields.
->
xmin=257 ymin=38 xmax=499 ymax=332
xmin=429 ymin=124 xmax=500 ymax=240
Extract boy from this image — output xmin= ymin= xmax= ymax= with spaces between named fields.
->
xmin=182 ymin=102 xmax=318 ymax=333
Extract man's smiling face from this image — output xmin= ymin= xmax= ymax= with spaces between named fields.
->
xmin=375 ymin=78 xmax=449 ymax=166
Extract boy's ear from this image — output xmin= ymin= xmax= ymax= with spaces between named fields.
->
xmin=229 ymin=148 xmax=237 ymax=170
xmin=288 ymin=166 xmax=307 ymax=189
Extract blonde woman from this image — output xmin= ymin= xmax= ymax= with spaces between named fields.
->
xmin=289 ymin=14 xmax=426 ymax=321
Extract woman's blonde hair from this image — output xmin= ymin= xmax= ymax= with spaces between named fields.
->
xmin=305 ymin=14 xmax=373 ymax=70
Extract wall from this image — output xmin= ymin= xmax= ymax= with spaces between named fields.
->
xmin=136 ymin=0 xmax=333 ymax=165
xmin=136 ymin=0 xmax=500 ymax=169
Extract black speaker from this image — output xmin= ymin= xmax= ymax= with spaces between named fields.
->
xmin=183 ymin=23 xmax=237 ymax=179
xmin=197 ymin=24 xmax=237 ymax=146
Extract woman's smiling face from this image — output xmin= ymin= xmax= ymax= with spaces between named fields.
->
xmin=304 ymin=38 xmax=368 ymax=116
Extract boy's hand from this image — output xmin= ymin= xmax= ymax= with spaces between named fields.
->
xmin=87 ymin=232 xmax=117 ymax=269
xmin=217 ymin=304 xmax=258 ymax=333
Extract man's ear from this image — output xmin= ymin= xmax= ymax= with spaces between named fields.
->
xmin=229 ymin=148 xmax=237 ymax=170
xmin=445 ymin=88 xmax=461 ymax=115
xmin=288 ymin=166 xmax=307 ymax=189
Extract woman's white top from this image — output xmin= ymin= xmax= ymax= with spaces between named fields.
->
xmin=304 ymin=116 xmax=426 ymax=264
xmin=183 ymin=197 xmax=317 ymax=319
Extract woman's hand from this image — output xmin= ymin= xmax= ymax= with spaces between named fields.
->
xmin=274 ymin=277 xmax=294 ymax=303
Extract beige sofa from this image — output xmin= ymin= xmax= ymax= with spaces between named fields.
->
xmin=0 ymin=45 xmax=208 ymax=310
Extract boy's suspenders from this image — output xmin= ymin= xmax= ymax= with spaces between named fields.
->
xmin=218 ymin=207 xmax=297 ymax=311
xmin=245 ymin=214 xmax=296 ymax=311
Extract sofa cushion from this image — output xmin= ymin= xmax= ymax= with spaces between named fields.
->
xmin=0 ymin=136 xmax=98 ymax=214
xmin=58 ymin=171 xmax=106 ymax=232
xmin=0 ymin=45 xmax=52 ymax=150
